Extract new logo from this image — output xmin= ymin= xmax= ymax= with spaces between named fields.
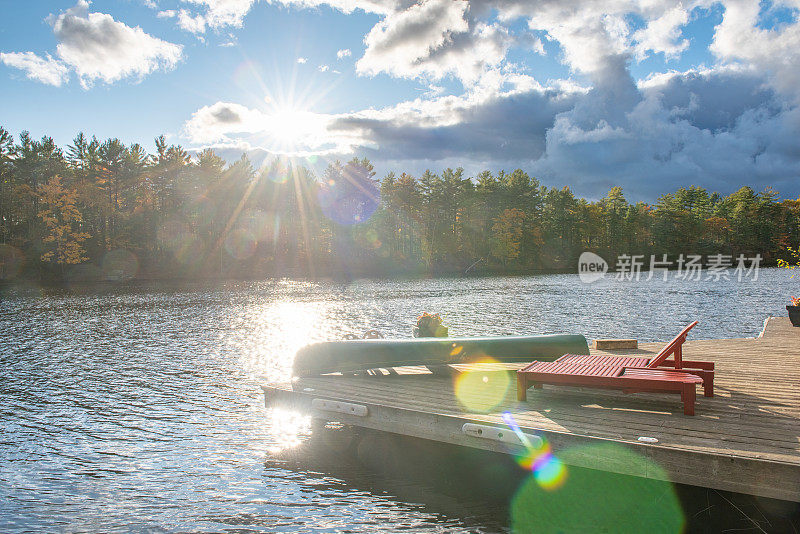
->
xmin=578 ymin=252 xmax=608 ymax=283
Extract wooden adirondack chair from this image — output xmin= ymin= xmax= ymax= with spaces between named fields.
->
xmin=516 ymin=322 xmax=714 ymax=415
xmin=553 ymin=321 xmax=714 ymax=397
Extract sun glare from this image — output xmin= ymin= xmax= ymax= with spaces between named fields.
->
xmin=265 ymin=107 xmax=328 ymax=151
xmin=233 ymin=299 xmax=335 ymax=382
xmin=228 ymin=58 xmax=343 ymax=154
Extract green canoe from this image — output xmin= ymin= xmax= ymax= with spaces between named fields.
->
xmin=293 ymin=334 xmax=589 ymax=377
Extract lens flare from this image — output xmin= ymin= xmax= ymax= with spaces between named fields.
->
xmin=364 ymin=229 xmax=381 ymax=249
xmin=316 ymin=162 xmax=380 ymax=226
xmin=224 ymin=228 xmax=258 ymax=260
xmin=241 ymin=209 xmax=271 ymax=241
xmin=510 ymin=441 xmax=684 ymax=533
xmin=453 ymin=358 xmax=511 ymax=413
xmin=158 ymin=219 xmax=202 ymax=265
xmin=265 ymin=162 xmax=290 ymax=184
xmin=502 ymin=411 xmax=568 ymax=490
xmin=533 ymin=453 xmax=567 ymax=490
xmin=515 ymin=441 xmax=550 ymax=470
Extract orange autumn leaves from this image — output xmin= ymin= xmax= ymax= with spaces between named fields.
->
xmin=38 ymin=176 xmax=89 ymax=265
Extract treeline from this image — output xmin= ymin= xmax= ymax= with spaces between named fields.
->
xmin=0 ymin=126 xmax=798 ymax=281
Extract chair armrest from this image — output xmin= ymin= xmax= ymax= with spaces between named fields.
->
xmin=661 ymin=358 xmax=714 ymax=370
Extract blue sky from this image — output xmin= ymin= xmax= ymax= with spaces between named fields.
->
xmin=1 ymin=0 xmax=800 ymax=199
xmin=0 ymin=1 xmax=398 ymax=145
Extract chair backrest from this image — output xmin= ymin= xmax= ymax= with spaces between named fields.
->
xmin=646 ymin=321 xmax=699 ymax=369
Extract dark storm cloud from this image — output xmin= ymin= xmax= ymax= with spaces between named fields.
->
xmin=325 ymin=65 xmax=800 ymax=200
xmin=330 ymin=88 xmax=577 ymax=161
xmin=653 ymin=68 xmax=781 ymax=132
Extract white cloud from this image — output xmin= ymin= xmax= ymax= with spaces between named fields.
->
xmin=357 ymin=0 xmax=473 ymax=79
xmin=0 ymin=51 xmax=70 ymax=86
xmin=157 ymin=9 xmax=177 ymax=18
xmin=524 ymin=64 xmax=800 ymax=198
xmin=423 ymin=84 xmax=445 ymax=97
xmin=352 ymin=0 xmax=515 ymax=84
xmin=297 ymin=57 xmax=307 ymax=64
xmin=336 ymin=48 xmax=351 ymax=59
xmin=178 ymin=0 xmax=257 ymax=31
xmin=270 ymin=0 xmax=709 ymax=86
xmin=177 ymin=9 xmax=208 ymax=33
xmin=185 ymin=101 xmax=269 ymax=142
xmin=633 ymin=5 xmax=689 ymax=60
xmin=529 ymin=37 xmax=545 ymax=55
xmin=52 ymin=3 xmax=183 ymax=88
xmin=272 ymin=1 xmax=700 ymax=87
xmin=2 ymin=1 xmax=182 ymax=89
xmin=183 ymin=76 xmax=569 ymax=156
xmin=318 ymin=64 xmax=329 ymax=72
xmin=477 ymin=1 xmax=697 ymax=80
xmin=334 ymin=0 xmax=680 ymax=88
xmin=272 ymin=0 xmax=399 ymax=16
xmin=183 ymin=101 xmax=339 ymax=155
xmin=523 ymin=6 xmax=630 ymax=76
xmin=711 ymin=0 xmax=800 ymax=100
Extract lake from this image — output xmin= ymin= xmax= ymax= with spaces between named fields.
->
xmin=1 ymin=269 xmax=796 ymax=532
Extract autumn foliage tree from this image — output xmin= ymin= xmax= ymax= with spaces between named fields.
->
xmin=37 ymin=176 xmax=89 ymax=266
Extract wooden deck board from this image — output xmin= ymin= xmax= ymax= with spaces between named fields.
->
xmin=284 ymin=379 xmax=800 ymax=461
xmin=262 ymin=316 xmax=800 ymax=501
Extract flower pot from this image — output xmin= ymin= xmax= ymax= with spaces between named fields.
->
xmin=788 ymin=305 xmax=800 ymax=327
xmin=412 ymin=325 xmax=448 ymax=338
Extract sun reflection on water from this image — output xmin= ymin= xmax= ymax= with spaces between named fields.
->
xmin=267 ymin=408 xmax=312 ymax=453
xmin=231 ymin=298 xmax=336 ymax=383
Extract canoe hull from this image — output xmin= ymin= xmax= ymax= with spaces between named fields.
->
xmin=293 ymin=334 xmax=589 ymax=376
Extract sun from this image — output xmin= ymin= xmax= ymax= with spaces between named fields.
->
xmin=228 ymin=58 xmax=342 ymax=154
xmin=265 ymin=106 xmax=328 ymax=151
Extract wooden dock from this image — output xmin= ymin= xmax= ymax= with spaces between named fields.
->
xmin=262 ymin=317 xmax=800 ymax=502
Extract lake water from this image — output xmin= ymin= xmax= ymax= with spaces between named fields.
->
xmin=1 ymin=269 xmax=797 ymax=532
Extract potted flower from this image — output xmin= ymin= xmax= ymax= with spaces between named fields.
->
xmin=778 ymin=247 xmax=800 ymax=327
xmin=788 ymin=296 xmax=800 ymax=327
xmin=413 ymin=312 xmax=449 ymax=337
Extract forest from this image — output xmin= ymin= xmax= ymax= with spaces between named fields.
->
xmin=0 ymin=126 xmax=799 ymax=281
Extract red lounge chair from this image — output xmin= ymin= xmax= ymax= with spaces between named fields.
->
xmin=516 ymin=322 xmax=714 ymax=415
xmin=517 ymin=361 xmax=704 ymax=415
xmin=548 ymin=321 xmax=714 ymax=397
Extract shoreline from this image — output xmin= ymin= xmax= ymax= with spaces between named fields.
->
xmin=0 ymin=262 xmax=786 ymax=288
